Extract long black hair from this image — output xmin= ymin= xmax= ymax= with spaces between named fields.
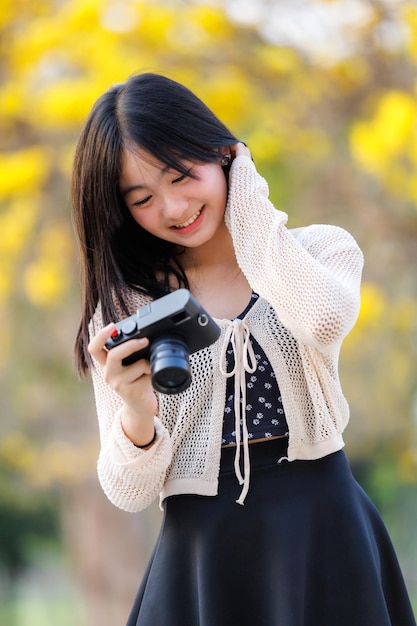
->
xmin=72 ymin=72 xmax=237 ymax=374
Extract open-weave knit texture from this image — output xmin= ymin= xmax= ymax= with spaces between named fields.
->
xmin=89 ymin=155 xmax=364 ymax=512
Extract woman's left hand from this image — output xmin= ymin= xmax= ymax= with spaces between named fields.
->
xmin=230 ymin=141 xmax=252 ymax=161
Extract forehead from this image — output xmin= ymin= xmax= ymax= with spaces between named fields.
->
xmin=121 ymin=146 xmax=164 ymax=174
xmin=119 ymin=146 xmax=168 ymax=189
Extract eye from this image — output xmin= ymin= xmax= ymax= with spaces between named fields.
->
xmin=172 ymin=169 xmax=192 ymax=184
xmin=132 ymin=194 xmax=152 ymax=207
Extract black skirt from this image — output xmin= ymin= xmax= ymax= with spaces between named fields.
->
xmin=127 ymin=438 xmax=416 ymax=626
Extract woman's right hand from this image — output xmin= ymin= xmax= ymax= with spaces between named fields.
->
xmin=88 ymin=323 xmax=158 ymax=446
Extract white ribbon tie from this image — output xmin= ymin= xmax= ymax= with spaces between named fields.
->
xmin=220 ymin=319 xmax=257 ymax=505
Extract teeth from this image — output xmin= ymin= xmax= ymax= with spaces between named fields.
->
xmin=174 ymin=208 xmax=202 ymax=229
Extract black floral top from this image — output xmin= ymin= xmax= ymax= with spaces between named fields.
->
xmin=222 ymin=293 xmax=289 ymax=445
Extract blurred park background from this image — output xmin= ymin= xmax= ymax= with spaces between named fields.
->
xmin=1 ymin=0 xmax=417 ymax=623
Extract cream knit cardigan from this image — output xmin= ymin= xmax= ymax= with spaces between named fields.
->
xmin=89 ymin=155 xmax=364 ymax=512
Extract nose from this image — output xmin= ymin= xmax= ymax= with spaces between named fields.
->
xmin=161 ymin=192 xmax=189 ymax=223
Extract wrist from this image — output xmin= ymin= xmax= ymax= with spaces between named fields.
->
xmin=133 ymin=427 xmax=157 ymax=449
xmin=121 ymin=406 xmax=156 ymax=448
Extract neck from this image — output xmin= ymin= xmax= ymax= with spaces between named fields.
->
xmin=176 ymin=226 xmax=252 ymax=319
xmin=180 ymin=222 xmax=235 ymax=274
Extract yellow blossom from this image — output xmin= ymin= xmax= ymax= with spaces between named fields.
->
xmin=350 ymin=91 xmax=417 ymax=177
xmin=0 ymin=148 xmax=49 ymax=199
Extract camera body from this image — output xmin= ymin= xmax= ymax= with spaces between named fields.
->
xmin=105 ymin=289 xmax=221 ymax=394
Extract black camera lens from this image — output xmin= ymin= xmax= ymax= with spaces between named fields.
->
xmin=150 ymin=335 xmax=191 ymax=394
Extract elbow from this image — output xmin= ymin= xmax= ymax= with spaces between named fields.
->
xmin=311 ymin=294 xmax=361 ymax=347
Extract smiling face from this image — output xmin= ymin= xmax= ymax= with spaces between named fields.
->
xmin=119 ymin=147 xmax=229 ymax=255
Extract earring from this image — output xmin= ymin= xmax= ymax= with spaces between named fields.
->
xmin=221 ymin=154 xmax=231 ymax=167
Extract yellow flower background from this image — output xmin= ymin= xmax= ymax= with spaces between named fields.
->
xmin=1 ymin=0 xmax=416 ymax=623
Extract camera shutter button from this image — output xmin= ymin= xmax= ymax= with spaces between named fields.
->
xmin=121 ymin=320 xmax=138 ymax=335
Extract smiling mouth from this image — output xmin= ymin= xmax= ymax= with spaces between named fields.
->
xmin=173 ymin=207 xmax=203 ymax=229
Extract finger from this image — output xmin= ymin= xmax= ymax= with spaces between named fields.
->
xmin=106 ymin=337 xmax=150 ymax=369
xmin=88 ymin=323 xmax=117 ymax=365
xmin=106 ymin=351 xmax=153 ymax=386
xmin=105 ymin=350 xmax=154 ymax=397
xmin=230 ymin=141 xmax=251 ymax=159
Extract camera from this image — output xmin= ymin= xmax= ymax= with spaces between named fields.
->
xmin=105 ymin=289 xmax=221 ymax=394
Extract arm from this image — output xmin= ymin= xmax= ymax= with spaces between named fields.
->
xmin=88 ymin=309 xmax=173 ymax=512
xmin=225 ymin=153 xmax=364 ymax=349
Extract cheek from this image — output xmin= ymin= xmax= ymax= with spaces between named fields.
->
xmin=206 ymin=170 xmax=228 ymax=204
xmin=128 ymin=210 xmax=156 ymax=234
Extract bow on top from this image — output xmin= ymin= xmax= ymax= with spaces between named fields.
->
xmin=219 ymin=318 xmax=257 ymax=505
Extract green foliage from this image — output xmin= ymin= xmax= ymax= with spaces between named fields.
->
xmin=0 ymin=466 xmax=60 ymax=577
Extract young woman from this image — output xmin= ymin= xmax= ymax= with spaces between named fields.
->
xmin=72 ymin=72 xmax=416 ymax=626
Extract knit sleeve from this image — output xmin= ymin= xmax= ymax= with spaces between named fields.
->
xmin=89 ymin=306 xmax=173 ymax=513
xmin=225 ymin=156 xmax=364 ymax=349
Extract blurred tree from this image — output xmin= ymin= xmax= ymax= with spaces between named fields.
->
xmin=0 ymin=461 xmax=59 ymax=580
xmin=1 ymin=0 xmax=416 ymax=622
